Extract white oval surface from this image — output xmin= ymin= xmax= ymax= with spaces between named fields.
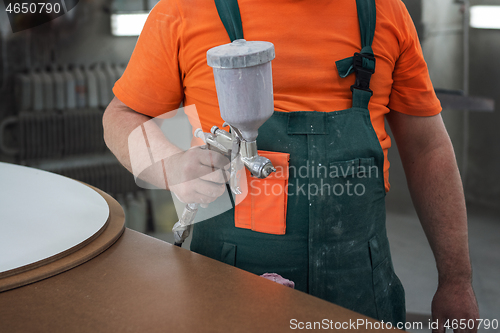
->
xmin=0 ymin=162 xmax=110 ymax=273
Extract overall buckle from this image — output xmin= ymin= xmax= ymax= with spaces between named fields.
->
xmin=350 ymin=52 xmax=376 ymax=95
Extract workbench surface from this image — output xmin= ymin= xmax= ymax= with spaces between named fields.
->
xmin=0 ymin=169 xmax=397 ymax=332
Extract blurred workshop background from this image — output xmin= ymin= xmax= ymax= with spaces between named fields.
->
xmin=0 ymin=0 xmax=498 ymax=330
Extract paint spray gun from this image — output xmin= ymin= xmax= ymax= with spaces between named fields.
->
xmin=173 ymin=39 xmax=276 ymax=246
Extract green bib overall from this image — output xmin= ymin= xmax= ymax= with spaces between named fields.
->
xmin=191 ymin=0 xmax=406 ymax=324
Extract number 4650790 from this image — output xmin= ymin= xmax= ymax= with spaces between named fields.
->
xmin=444 ymin=319 xmax=499 ymax=330
xmin=5 ymin=2 xmax=61 ymax=14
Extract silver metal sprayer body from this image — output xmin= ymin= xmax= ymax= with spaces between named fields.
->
xmin=173 ymin=39 xmax=276 ymax=246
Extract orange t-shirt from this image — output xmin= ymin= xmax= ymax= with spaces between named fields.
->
xmin=113 ymin=0 xmax=442 ymax=192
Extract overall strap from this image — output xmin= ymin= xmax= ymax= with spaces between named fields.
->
xmin=214 ymin=0 xmax=244 ymax=41
xmin=336 ymin=0 xmax=377 ymax=109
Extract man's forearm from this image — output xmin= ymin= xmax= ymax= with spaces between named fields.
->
xmin=103 ymin=97 xmax=182 ymax=189
xmin=401 ymin=134 xmax=472 ymax=285
xmin=388 ymin=112 xmax=478 ymax=329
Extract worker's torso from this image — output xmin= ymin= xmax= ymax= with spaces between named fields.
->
xmin=191 ymin=0 xmax=405 ymax=325
xmin=176 ymin=0 xmax=414 ymax=191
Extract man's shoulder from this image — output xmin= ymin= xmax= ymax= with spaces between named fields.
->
xmin=155 ymin=0 xmax=211 ymax=11
xmin=376 ymin=0 xmax=411 ymax=20
xmin=375 ymin=0 xmax=414 ymax=36
xmin=154 ymin=0 xmax=216 ymax=19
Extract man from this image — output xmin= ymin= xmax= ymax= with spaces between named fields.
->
xmin=103 ymin=0 xmax=479 ymax=330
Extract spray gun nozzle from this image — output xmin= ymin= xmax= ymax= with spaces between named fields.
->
xmin=262 ymin=165 xmax=276 ymax=178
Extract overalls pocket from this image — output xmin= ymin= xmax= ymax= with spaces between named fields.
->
xmin=235 ymin=151 xmax=290 ymax=235
xmin=329 ymin=157 xmax=375 ymax=179
xmin=327 ymin=157 xmax=378 ymax=202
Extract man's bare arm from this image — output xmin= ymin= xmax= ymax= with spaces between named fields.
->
xmin=103 ymin=97 xmax=182 ymax=188
xmin=386 ymin=111 xmax=479 ymax=332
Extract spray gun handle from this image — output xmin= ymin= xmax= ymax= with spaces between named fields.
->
xmin=172 ymin=203 xmax=198 ymax=246
xmin=172 ymin=129 xmax=226 ymax=247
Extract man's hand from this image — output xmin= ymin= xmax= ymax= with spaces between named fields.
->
xmin=386 ymin=110 xmax=479 ymax=332
xmin=103 ymin=96 xmax=230 ymax=205
xmin=163 ymin=146 xmax=230 ymax=204
xmin=432 ymin=281 xmax=479 ymax=333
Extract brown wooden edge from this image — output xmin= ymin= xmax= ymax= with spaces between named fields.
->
xmin=0 ymin=207 xmax=109 ymax=279
xmin=0 ymin=185 xmax=125 ymax=293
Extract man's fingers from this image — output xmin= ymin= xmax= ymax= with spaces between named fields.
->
xmin=198 ymin=149 xmax=230 ymax=170
xmin=166 ymin=160 xmax=229 ymax=188
xmin=183 ymin=184 xmax=225 ymax=204
xmin=165 ymin=147 xmax=230 ymax=200
xmin=195 ymin=180 xmax=226 ymax=199
xmin=199 ymin=168 xmax=230 ymax=184
xmin=172 ymin=187 xmax=224 ymax=205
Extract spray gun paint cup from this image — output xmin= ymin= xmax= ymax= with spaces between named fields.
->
xmin=207 ymin=39 xmax=275 ymax=142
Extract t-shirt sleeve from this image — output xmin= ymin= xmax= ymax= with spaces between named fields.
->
xmin=113 ymin=0 xmax=184 ymax=117
xmin=388 ymin=2 xmax=442 ymax=116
